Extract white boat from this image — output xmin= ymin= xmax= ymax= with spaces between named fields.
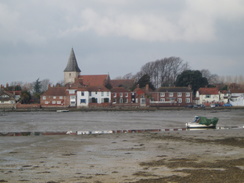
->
xmin=56 ymin=110 xmax=69 ymax=113
xmin=186 ymin=116 xmax=218 ymax=128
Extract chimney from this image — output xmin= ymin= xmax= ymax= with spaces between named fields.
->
xmin=146 ymin=84 xmax=149 ymax=91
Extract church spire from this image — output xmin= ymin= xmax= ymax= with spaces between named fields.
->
xmin=64 ymin=48 xmax=81 ymax=72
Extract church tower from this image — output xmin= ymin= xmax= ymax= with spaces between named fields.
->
xmin=64 ymin=48 xmax=81 ymax=84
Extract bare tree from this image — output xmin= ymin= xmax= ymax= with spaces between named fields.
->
xmin=136 ymin=57 xmax=189 ymax=88
xmin=41 ymin=79 xmax=51 ymax=92
xmin=200 ymin=69 xmax=219 ymax=84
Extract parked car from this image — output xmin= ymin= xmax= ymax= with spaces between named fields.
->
xmin=223 ymin=103 xmax=232 ymax=107
xmin=210 ymin=104 xmax=216 ymax=108
xmin=185 ymin=104 xmax=194 ymax=108
xmin=194 ymin=104 xmax=205 ymax=108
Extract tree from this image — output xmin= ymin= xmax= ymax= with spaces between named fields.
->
xmin=20 ymin=90 xmax=32 ymax=104
xmin=33 ymin=78 xmax=41 ymax=94
xmin=134 ymin=74 xmax=155 ymax=90
xmin=32 ymin=78 xmax=42 ymax=103
xmin=40 ymin=79 xmax=51 ymax=92
xmin=136 ymin=57 xmax=189 ymax=88
xmin=200 ymin=69 xmax=219 ymax=84
xmin=175 ymin=70 xmax=208 ymax=95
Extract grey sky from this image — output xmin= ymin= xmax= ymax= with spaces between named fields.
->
xmin=1 ymin=0 xmax=244 ymax=85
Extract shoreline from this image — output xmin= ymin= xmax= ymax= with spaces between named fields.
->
xmin=0 ymin=129 xmax=243 ymax=183
xmin=0 ymin=106 xmax=242 ymax=112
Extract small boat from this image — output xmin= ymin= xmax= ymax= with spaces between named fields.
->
xmin=186 ymin=116 xmax=218 ymax=128
xmin=56 ymin=110 xmax=69 ymax=113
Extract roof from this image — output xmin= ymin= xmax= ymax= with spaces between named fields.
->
xmin=42 ymin=87 xmax=68 ymax=96
xmin=230 ymin=89 xmax=244 ymax=93
xmin=87 ymin=86 xmax=110 ymax=92
xmin=198 ymin=88 xmax=219 ymax=95
xmin=0 ymin=90 xmax=15 ymax=101
xmin=111 ymin=87 xmax=129 ymax=92
xmin=157 ymin=87 xmax=192 ymax=92
xmin=133 ymin=88 xmax=146 ymax=95
xmin=110 ymin=79 xmax=134 ymax=88
xmin=64 ymin=48 xmax=81 ymax=72
xmin=80 ymin=75 xmax=109 ymax=87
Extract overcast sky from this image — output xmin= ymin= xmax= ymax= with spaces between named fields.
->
xmin=0 ymin=0 xmax=244 ymax=85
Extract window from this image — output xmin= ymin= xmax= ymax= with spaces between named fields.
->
xmin=177 ymin=92 xmax=182 ymax=97
xmin=107 ymin=92 xmax=109 ymax=96
xmin=114 ymin=93 xmax=116 ymax=97
xmin=120 ymin=93 xmax=123 ymax=97
xmin=125 ymin=93 xmax=128 ymax=97
xmin=59 ymin=96 xmax=63 ymax=99
xmin=81 ymin=92 xmax=84 ymax=96
xmin=104 ymin=98 xmax=109 ymax=103
xmin=169 ymin=92 xmax=173 ymax=97
xmin=53 ymin=96 xmax=56 ymax=99
xmin=57 ymin=101 xmax=61 ymax=104
xmin=186 ymin=92 xmax=190 ymax=97
xmin=80 ymin=99 xmax=86 ymax=103
xmin=45 ymin=101 xmax=49 ymax=104
xmin=89 ymin=92 xmax=92 ymax=96
xmin=91 ymin=98 xmax=97 ymax=103
xmin=69 ymin=90 xmax=75 ymax=94
xmin=186 ymin=98 xmax=191 ymax=103
xmin=160 ymin=92 xmax=165 ymax=97
xmin=206 ymin=95 xmax=211 ymax=98
xmin=160 ymin=98 xmax=165 ymax=102
xmin=101 ymin=92 xmax=104 ymax=96
xmin=43 ymin=96 xmax=46 ymax=100
xmin=178 ymin=98 xmax=182 ymax=103
xmin=52 ymin=101 xmax=56 ymax=104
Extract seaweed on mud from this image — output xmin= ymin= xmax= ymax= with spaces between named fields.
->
xmin=150 ymin=134 xmax=244 ymax=148
xmin=133 ymin=158 xmax=244 ymax=183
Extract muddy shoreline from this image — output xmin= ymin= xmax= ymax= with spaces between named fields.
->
xmin=0 ymin=129 xmax=243 ymax=183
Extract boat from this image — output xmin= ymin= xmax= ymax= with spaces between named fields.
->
xmin=186 ymin=116 xmax=218 ymax=128
xmin=56 ymin=110 xmax=69 ymax=113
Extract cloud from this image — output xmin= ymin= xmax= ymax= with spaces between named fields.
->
xmin=58 ymin=0 xmax=244 ymax=43
xmin=59 ymin=4 xmax=216 ymax=42
xmin=2 ymin=0 xmax=244 ymax=45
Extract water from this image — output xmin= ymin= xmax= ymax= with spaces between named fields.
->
xmin=0 ymin=109 xmax=243 ymax=132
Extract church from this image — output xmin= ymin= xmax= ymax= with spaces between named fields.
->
xmin=40 ymin=48 xmax=134 ymax=108
xmin=40 ymin=49 xmax=193 ymax=108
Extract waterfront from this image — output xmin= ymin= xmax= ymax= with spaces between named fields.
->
xmin=0 ymin=109 xmax=244 ymax=132
xmin=0 ymin=109 xmax=244 ymax=183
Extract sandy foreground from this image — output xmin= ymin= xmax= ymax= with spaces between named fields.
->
xmin=0 ymin=129 xmax=244 ymax=183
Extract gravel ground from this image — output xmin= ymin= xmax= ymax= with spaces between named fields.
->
xmin=0 ymin=129 xmax=243 ymax=183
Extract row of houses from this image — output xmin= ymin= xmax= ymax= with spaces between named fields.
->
xmin=40 ymin=84 xmax=194 ymax=108
xmin=1 ymin=48 xmax=244 ymax=108
xmin=196 ymin=87 xmax=244 ymax=107
xmin=1 ymin=84 xmax=244 ymax=109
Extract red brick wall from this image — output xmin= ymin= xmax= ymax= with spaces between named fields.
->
xmin=16 ymin=103 xmax=41 ymax=108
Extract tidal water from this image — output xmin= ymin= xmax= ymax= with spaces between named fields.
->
xmin=0 ymin=109 xmax=243 ymax=132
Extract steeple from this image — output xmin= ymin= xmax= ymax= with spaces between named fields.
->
xmin=64 ymin=48 xmax=81 ymax=84
xmin=64 ymin=48 xmax=81 ymax=72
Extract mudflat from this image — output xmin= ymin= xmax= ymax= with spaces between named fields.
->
xmin=0 ymin=129 xmax=243 ymax=183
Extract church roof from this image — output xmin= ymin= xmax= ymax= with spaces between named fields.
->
xmin=64 ymin=48 xmax=81 ymax=72
xmin=79 ymin=75 xmax=109 ymax=87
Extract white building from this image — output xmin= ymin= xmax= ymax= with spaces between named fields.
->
xmin=230 ymin=89 xmax=244 ymax=106
xmin=76 ymin=86 xmax=111 ymax=108
xmin=195 ymin=88 xmax=220 ymax=105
